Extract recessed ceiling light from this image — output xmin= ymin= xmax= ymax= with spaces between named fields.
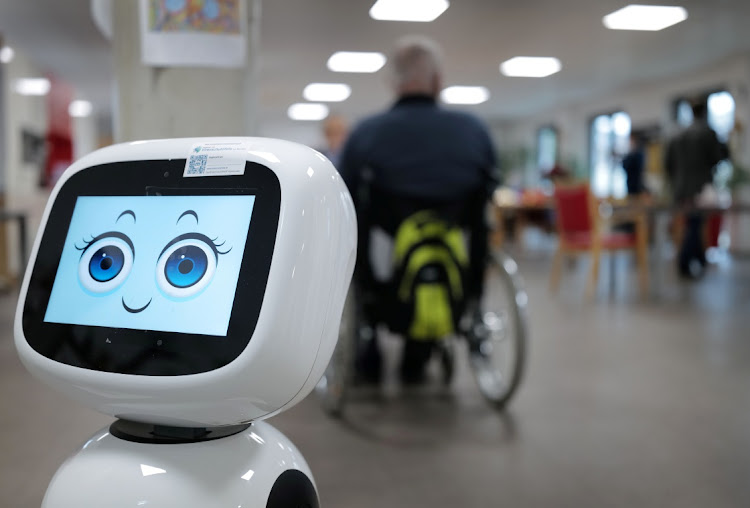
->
xmin=327 ymin=52 xmax=386 ymax=73
xmin=603 ymin=5 xmax=688 ymax=31
xmin=369 ymin=0 xmax=449 ymax=22
xmin=0 ymin=46 xmax=14 ymax=64
xmin=500 ymin=57 xmax=562 ymax=78
xmin=69 ymin=100 xmax=93 ymax=118
xmin=288 ymin=103 xmax=329 ymax=121
xmin=14 ymin=78 xmax=51 ymax=96
xmin=303 ymin=83 xmax=352 ymax=102
xmin=440 ymin=86 xmax=489 ymax=105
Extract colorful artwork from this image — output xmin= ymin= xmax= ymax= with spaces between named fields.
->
xmin=149 ymin=0 xmax=241 ymax=34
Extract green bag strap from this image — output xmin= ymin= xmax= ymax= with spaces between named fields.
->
xmin=393 ymin=211 xmax=436 ymax=265
xmin=393 ymin=212 xmax=469 ymax=267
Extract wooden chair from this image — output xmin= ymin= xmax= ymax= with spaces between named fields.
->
xmin=549 ymin=184 xmax=649 ymax=297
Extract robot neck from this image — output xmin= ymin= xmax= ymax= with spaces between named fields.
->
xmin=109 ymin=419 xmax=252 ymax=444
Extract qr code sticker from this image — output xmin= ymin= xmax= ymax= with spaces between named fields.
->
xmin=187 ymin=154 xmax=207 ymax=175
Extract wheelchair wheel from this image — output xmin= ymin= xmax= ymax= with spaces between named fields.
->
xmin=315 ymin=286 xmax=356 ymax=417
xmin=465 ymin=251 xmax=528 ymax=409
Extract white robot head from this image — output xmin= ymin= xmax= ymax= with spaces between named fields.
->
xmin=14 ymin=138 xmax=356 ymax=427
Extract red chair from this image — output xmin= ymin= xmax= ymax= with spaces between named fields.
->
xmin=549 ymin=184 xmax=649 ymax=297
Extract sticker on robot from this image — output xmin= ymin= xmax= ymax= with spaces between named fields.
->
xmin=184 ymin=142 xmax=249 ymax=177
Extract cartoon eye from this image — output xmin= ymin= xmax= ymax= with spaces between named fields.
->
xmin=156 ymin=237 xmax=217 ymax=299
xmin=78 ymin=236 xmax=134 ymax=293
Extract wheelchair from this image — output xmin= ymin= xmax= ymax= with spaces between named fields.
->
xmin=316 ymin=188 xmax=528 ymax=414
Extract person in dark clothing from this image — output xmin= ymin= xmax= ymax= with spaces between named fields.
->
xmin=665 ymin=101 xmax=728 ymax=278
xmin=622 ymin=133 xmax=646 ymax=196
xmin=338 ymin=36 xmax=499 ymax=385
xmin=613 ymin=133 xmax=648 ymax=235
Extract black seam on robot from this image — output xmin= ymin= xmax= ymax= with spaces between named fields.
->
xmin=266 ymin=470 xmax=319 ymax=508
xmin=110 ymin=419 xmax=252 ymax=444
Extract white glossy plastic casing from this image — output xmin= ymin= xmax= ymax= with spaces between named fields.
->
xmin=14 ymin=137 xmax=356 ymax=427
xmin=42 ymin=421 xmax=314 ymax=507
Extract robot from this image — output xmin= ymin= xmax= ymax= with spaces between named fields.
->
xmin=14 ymin=137 xmax=357 ymax=507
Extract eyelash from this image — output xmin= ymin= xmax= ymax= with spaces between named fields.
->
xmin=75 ymin=231 xmax=136 ymax=257
xmin=210 ymin=237 xmax=231 ymax=255
xmin=74 ymin=235 xmax=95 ymax=251
xmin=75 ymin=232 xmax=230 ymax=258
xmin=159 ymin=232 xmax=232 ymax=260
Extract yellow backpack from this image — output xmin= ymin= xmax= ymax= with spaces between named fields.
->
xmin=391 ymin=211 xmax=468 ymax=340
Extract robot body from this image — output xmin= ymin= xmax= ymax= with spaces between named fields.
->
xmin=14 ymin=138 xmax=356 ymax=507
xmin=43 ymin=421 xmax=317 ymax=508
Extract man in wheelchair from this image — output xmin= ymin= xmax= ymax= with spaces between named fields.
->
xmin=338 ymin=36 xmax=499 ymax=385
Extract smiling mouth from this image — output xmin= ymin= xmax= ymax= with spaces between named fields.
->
xmin=122 ymin=297 xmax=152 ymax=313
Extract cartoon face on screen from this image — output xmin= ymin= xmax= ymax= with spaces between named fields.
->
xmin=44 ymin=195 xmax=255 ymax=336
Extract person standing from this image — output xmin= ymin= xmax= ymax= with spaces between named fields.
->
xmin=622 ymin=132 xmax=647 ymax=197
xmin=665 ymin=100 xmax=728 ymax=278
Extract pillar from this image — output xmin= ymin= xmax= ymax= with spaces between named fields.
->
xmin=111 ymin=0 xmax=260 ymax=142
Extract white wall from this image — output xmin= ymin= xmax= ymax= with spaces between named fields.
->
xmin=2 ymin=48 xmax=51 ymax=277
xmin=1 ymin=48 xmax=101 ymax=278
xmin=3 ymin=50 xmax=48 ymax=198
xmin=259 ymin=120 xmax=325 ymax=151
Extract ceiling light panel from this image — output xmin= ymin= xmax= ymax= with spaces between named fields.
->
xmin=500 ymin=57 xmax=562 ymax=78
xmin=69 ymin=100 xmax=93 ymax=118
xmin=303 ymin=83 xmax=352 ymax=102
xmin=288 ymin=103 xmax=329 ymax=121
xmin=603 ymin=5 xmax=688 ymax=31
xmin=14 ymin=78 xmax=51 ymax=96
xmin=327 ymin=52 xmax=386 ymax=73
xmin=440 ymin=86 xmax=489 ymax=105
xmin=369 ymin=0 xmax=450 ymax=22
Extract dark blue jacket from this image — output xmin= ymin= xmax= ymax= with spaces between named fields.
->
xmin=338 ymin=95 xmax=498 ymax=202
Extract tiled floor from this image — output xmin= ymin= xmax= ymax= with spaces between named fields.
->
xmin=2 ymin=253 xmax=750 ymax=507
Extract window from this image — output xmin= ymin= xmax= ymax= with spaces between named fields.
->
xmin=674 ymin=90 xmax=735 ymax=141
xmin=707 ymin=91 xmax=735 ymax=143
xmin=537 ymin=126 xmax=558 ymax=174
xmin=589 ymin=111 xmax=630 ymax=198
xmin=676 ymin=99 xmax=693 ymax=127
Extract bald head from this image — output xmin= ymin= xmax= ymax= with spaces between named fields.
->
xmin=390 ymin=36 xmax=443 ymax=98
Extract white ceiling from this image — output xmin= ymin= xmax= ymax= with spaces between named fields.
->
xmin=1 ymin=0 xmax=750 ymax=138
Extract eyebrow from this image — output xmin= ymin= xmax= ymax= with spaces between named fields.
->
xmin=116 ymin=210 xmax=136 ymax=223
xmin=176 ymin=210 xmax=199 ymax=225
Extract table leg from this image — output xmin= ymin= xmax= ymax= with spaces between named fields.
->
xmin=515 ymin=212 xmax=526 ymax=249
xmin=652 ymin=210 xmax=670 ymax=298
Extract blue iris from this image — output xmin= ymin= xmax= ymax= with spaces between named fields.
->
xmin=89 ymin=245 xmax=125 ymax=282
xmin=164 ymin=245 xmax=208 ymax=288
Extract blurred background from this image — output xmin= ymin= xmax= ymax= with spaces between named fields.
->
xmin=1 ymin=1 xmax=750 ymax=507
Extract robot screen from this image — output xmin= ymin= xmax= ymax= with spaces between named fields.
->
xmin=44 ymin=195 xmax=255 ymax=336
